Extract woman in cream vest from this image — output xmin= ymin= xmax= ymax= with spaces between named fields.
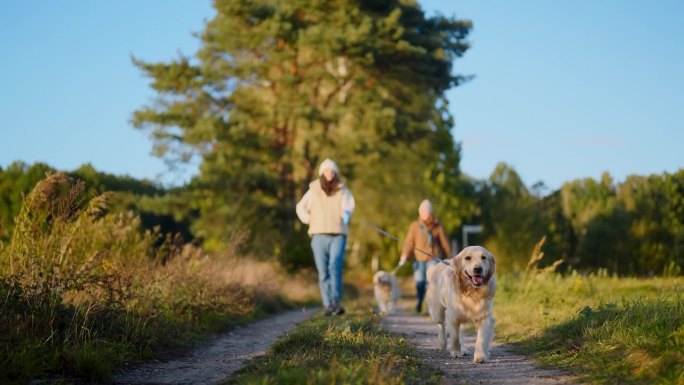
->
xmin=296 ymin=159 xmax=355 ymax=316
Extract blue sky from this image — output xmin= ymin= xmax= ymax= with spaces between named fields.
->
xmin=1 ymin=1 xmax=682 ymax=191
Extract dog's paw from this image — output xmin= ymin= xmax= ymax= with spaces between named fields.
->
xmin=449 ymin=349 xmax=468 ymax=358
xmin=473 ymin=352 xmax=489 ymax=363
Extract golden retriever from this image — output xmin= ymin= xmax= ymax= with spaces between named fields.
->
xmin=426 ymin=246 xmax=496 ymax=363
xmin=373 ymin=270 xmax=400 ymax=314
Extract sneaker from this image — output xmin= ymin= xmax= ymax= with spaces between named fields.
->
xmin=323 ymin=307 xmax=334 ymax=316
xmin=332 ymin=306 xmax=345 ymax=316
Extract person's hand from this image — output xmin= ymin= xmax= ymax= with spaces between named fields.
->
xmin=342 ymin=211 xmax=351 ymax=225
xmin=399 ymin=256 xmax=407 ymax=266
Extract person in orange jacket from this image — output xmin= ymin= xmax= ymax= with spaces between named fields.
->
xmin=399 ymin=199 xmax=451 ymax=313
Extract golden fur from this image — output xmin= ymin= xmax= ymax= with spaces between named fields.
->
xmin=426 ymin=246 xmax=496 ymax=363
xmin=373 ymin=270 xmax=400 ymax=314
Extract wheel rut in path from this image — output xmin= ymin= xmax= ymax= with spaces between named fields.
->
xmin=114 ymin=308 xmax=316 ymax=385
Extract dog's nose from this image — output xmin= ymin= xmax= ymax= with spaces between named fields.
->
xmin=473 ymin=266 xmax=483 ymax=275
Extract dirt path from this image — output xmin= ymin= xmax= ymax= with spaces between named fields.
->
xmin=113 ymin=308 xmax=317 ymax=385
xmin=381 ymin=301 xmax=579 ymax=385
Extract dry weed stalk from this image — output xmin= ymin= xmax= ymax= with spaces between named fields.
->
xmin=524 ymin=236 xmax=565 ymax=294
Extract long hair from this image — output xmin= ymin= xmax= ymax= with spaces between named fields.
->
xmin=319 ymin=174 xmax=341 ymax=196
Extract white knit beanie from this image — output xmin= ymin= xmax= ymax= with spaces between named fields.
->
xmin=418 ymin=199 xmax=433 ymax=215
xmin=318 ymin=158 xmax=339 ymax=176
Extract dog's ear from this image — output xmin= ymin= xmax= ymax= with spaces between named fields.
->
xmin=485 ymin=250 xmax=496 ymax=297
xmin=452 ymin=248 xmax=466 ymax=275
xmin=452 ymin=248 xmax=469 ymax=281
xmin=484 ymin=249 xmax=496 ymax=283
xmin=452 ymin=248 xmax=469 ymax=292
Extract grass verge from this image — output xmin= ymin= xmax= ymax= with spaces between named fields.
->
xmin=0 ymin=173 xmax=319 ymax=384
xmin=225 ymin=299 xmax=441 ymax=385
xmin=494 ymin=272 xmax=684 ymax=384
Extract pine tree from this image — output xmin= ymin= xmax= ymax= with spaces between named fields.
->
xmin=132 ymin=0 xmax=472 ymax=258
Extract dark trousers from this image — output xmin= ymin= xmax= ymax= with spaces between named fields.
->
xmin=416 ymin=281 xmax=427 ymax=312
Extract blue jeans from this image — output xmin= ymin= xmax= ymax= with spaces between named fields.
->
xmin=413 ymin=260 xmax=437 ymax=312
xmin=413 ymin=260 xmax=437 ymax=283
xmin=311 ymin=234 xmax=347 ymax=308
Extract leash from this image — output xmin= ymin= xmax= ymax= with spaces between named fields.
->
xmin=363 ymin=221 xmax=450 ymax=267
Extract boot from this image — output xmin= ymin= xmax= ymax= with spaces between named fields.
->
xmin=416 ymin=281 xmax=426 ymax=313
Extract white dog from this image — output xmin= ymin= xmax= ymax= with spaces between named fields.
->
xmin=426 ymin=246 xmax=496 ymax=363
xmin=373 ymin=270 xmax=400 ymax=314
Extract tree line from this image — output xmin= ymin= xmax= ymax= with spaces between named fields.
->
xmin=470 ymin=164 xmax=684 ymax=275
xmin=2 ymin=160 xmax=681 ymax=276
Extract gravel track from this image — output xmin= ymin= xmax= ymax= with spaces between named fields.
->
xmin=113 ymin=308 xmax=316 ymax=385
xmin=381 ymin=302 xmax=580 ymax=385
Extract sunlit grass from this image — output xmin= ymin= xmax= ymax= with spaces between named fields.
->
xmin=226 ymin=300 xmax=440 ymax=385
xmin=494 ymin=272 xmax=684 ymax=384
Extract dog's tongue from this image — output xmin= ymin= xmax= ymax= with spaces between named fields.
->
xmin=472 ymin=275 xmax=484 ymax=286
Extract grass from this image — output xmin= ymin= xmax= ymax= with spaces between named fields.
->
xmin=226 ymin=299 xmax=441 ymax=385
xmin=0 ymin=173 xmax=319 ymax=384
xmin=490 ymin=238 xmax=684 ymax=384
xmin=494 ymin=272 xmax=684 ymax=384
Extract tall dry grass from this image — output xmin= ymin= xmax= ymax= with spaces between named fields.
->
xmin=0 ymin=172 xmax=317 ymax=384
